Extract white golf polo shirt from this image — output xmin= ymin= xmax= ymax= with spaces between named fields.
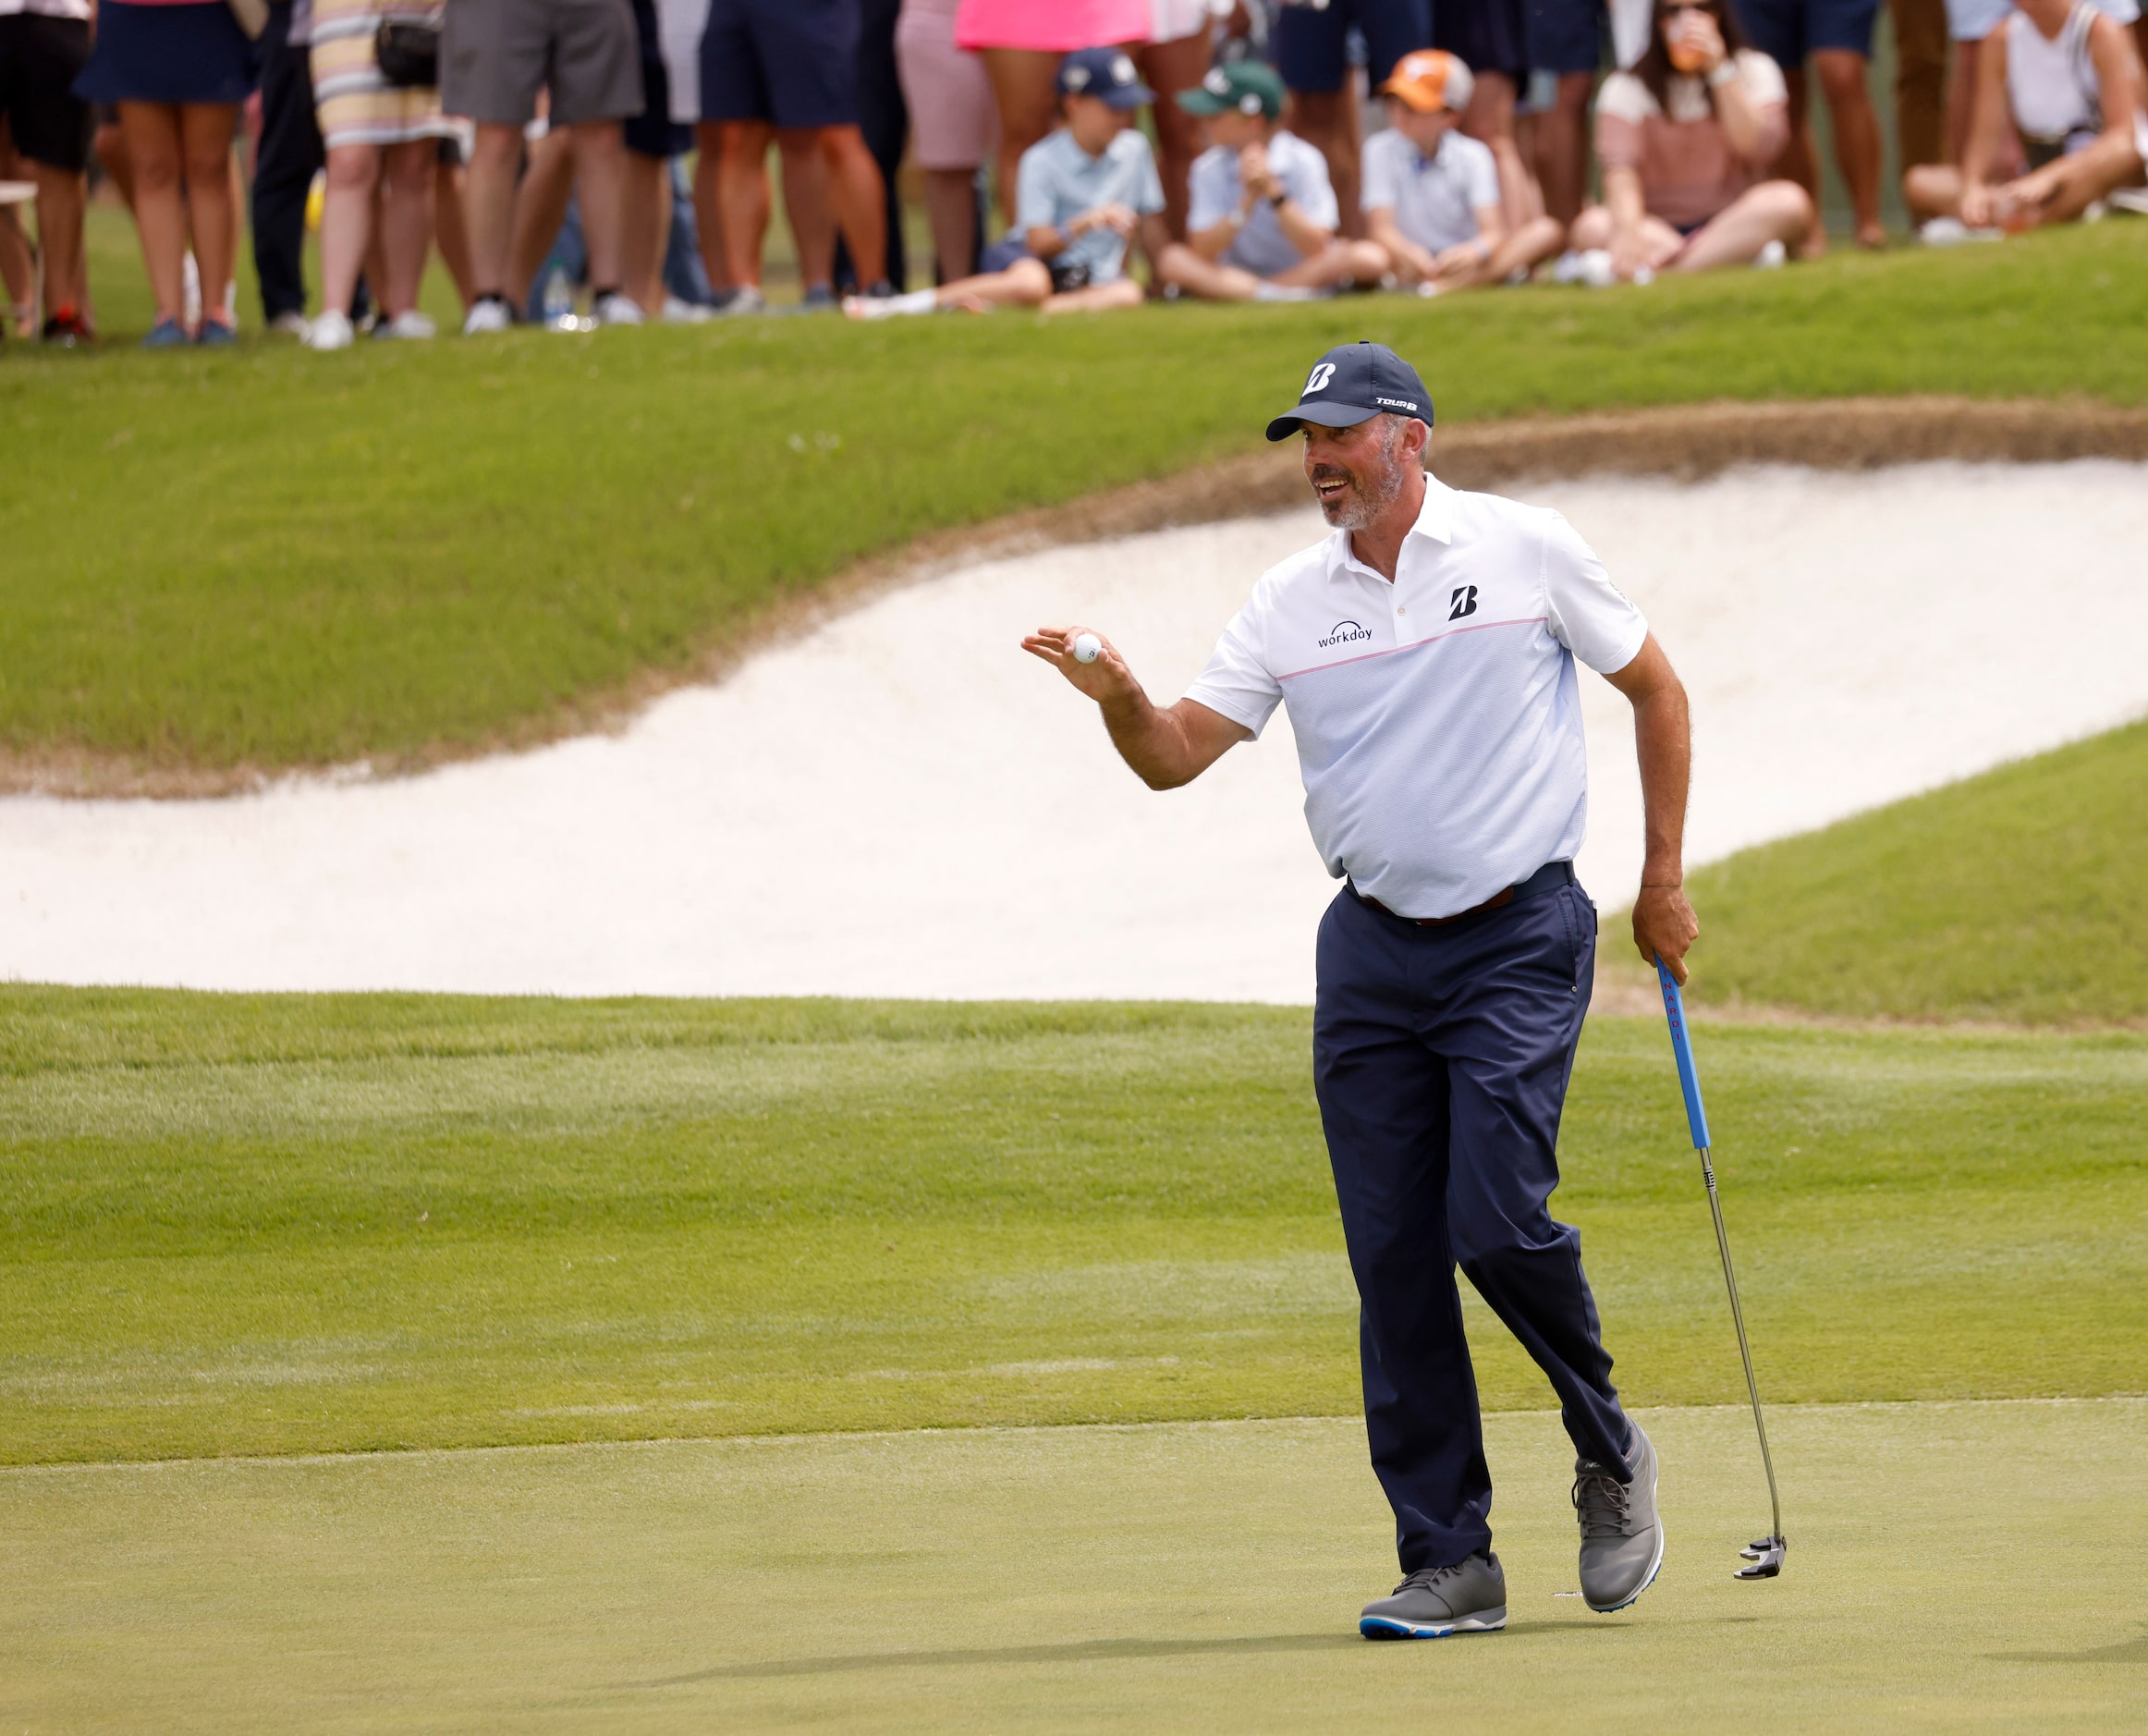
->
xmin=1185 ymin=474 xmax=1649 ymax=920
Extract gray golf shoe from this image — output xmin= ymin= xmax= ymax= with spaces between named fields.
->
xmin=1575 ymin=1420 xmax=1664 ymax=1613
xmin=1359 ymin=1551 xmax=1507 ymax=1640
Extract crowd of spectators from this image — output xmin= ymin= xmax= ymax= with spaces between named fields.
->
xmin=0 ymin=0 xmax=2143 ymax=347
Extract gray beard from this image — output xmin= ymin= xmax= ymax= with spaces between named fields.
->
xmin=1322 ymin=455 xmax=1405 ymax=531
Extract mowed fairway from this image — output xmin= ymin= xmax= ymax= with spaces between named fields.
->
xmin=5 ymin=1402 xmax=2143 ymax=1730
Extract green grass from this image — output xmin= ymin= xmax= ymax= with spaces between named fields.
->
xmin=6 ymin=1402 xmax=2143 ymax=1730
xmin=1686 ymin=718 xmax=2148 ymax=1024
xmin=4 ymin=221 xmax=2146 ymax=772
xmin=5 ymin=988 xmax=2142 ymax=1467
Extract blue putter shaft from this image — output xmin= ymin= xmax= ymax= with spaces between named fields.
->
xmin=1655 ymin=959 xmax=1785 ymax=1562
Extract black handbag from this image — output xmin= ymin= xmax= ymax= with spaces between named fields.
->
xmin=375 ymin=18 xmax=442 ymax=88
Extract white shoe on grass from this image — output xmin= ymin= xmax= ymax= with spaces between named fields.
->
xmin=462 ymin=297 xmax=514 ymax=335
xmin=592 ymin=291 xmax=643 ymax=326
xmin=373 ymin=311 xmax=436 ymax=340
xmin=1754 ymin=239 xmax=1787 ymax=269
xmin=302 ymin=310 xmax=354 ymax=351
xmin=660 ymin=295 xmax=711 ymax=324
xmin=844 ymin=288 xmax=936 ymax=319
xmin=266 ymin=311 xmax=310 ymax=337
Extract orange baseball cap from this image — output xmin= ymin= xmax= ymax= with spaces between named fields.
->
xmin=1377 ymin=49 xmax=1476 ymax=115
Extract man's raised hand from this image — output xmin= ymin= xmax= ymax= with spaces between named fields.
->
xmin=1021 ymin=626 xmax=1133 ymax=703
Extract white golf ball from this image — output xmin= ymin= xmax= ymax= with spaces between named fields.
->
xmin=1072 ymin=633 xmax=1102 ymax=665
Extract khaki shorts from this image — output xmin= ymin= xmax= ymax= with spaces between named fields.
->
xmin=441 ymin=0 xmax=644 ymax=128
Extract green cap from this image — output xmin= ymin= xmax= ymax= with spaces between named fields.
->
xmin=1176 ymin=59 xmax=1286 ymax=121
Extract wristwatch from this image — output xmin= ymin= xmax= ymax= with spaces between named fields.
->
xmin=1268 ymin=190 xmax=1287 ymax=209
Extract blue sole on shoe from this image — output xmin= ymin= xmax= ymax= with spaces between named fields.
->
xmin=1359 ymin=1613 xmax=1507 ymax=1640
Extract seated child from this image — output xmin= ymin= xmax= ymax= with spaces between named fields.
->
xmin=1905 ymin=0 xmax=2148 ymax=230
xmin=1361 ymin=50 xmax=1566 ymax=293
xmin=846 ymin=48 xmax=1167 ymax=318
xmin=1153 ymin=60 xmax=1387 ymax=301
xmin=1568 ymin=0 xmax=1815 ymax=280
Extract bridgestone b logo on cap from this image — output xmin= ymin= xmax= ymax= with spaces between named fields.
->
xmin=1304 ymin=362 xmax=1337 ymax=394
xmin=1110 ymin=54 xmax=1137 ymax=84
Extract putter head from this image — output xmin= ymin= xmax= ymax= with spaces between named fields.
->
xmin=1734 ymin=1535 xmax=1786 ymax=1579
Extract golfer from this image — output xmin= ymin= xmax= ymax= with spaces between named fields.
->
xmin=1023 ymin=340 xmax=1699 ymax=1638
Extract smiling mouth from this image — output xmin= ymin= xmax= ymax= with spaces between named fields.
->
xmin=1312 ymin=474 xmax=1352 ymax=504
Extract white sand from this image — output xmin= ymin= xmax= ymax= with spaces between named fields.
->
xmin=5 ymin=459 xmax=2144 ymax=1002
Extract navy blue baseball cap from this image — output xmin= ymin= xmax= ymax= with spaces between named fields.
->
xmin=1057 ymin=48 xmax=1154 ymax=109
xmin=1264 ymin=340 xmax=1434 ymax=442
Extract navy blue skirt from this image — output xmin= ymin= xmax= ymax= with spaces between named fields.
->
xmin=74 ymin=2 xmax=259 ymax=107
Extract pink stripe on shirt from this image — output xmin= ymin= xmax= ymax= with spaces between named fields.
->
xmin=955 ymin=0 xmax=1151 ymax=52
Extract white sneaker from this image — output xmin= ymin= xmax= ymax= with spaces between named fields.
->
xmin=1918 ymin=216 xmax=2000 ymax=247
xmin=266 ymin=311 xmax=310 ymax=337
xmin=373 ymin=310 xmax=437 ymax=340
xmin=1754 ymin=239 xmax=1787 ymax=269
xmin=844 ymin=288 xmax=936 ymax=320
xmin=462 ymin=297 xmax=514 ymax=335
xmin=720 ymin=285 xmax=767 ymax=317
xmin=1549 ymin=248 xmax=1589 ymax=285
xmin=592 ymin=291 xmax=644 ymax=326
xmin=1576 ymin=248 xmax=1617 ymax=288
xmin=302 ymin=310 xmax=354 ymax=351
xmin=660 ymin=295 xmax=711 ymax=324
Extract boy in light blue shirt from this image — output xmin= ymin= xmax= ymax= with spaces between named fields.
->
xmin=847 ymin=48 xmax=1170 ymax=319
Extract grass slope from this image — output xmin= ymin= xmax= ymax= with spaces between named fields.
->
xmin=3 ymin=223 xmax=2146 ymax=771
xmin=4 ymin=988 xmax=2142 ymax=1465
xmin=6 ymin=1404 xmax=2144 ymax=1730
xmin=1686 ymin=718 xmax=2148 ymax=1023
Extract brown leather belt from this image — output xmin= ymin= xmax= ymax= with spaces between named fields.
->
xmin=1349 ymin=860 xmax=1573 ymax=928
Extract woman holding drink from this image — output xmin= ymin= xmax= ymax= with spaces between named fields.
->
xmin=1568 ymin=0 xmax=1815 ymax=279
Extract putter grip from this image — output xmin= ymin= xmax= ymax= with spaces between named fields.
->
xmin=1656 ymin=958 xmax=1712 ymax=1151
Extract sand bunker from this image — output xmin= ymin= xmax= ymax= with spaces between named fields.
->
xmin=5 ymin=458 xmax=2145 ymax=1001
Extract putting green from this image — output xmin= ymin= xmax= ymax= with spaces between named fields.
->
xmin=3 ymin=1399 xmax=2141 ymax=1731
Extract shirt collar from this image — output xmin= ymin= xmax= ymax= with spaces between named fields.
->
xmin=1324 ymin=472 xmax=1455 ymax=581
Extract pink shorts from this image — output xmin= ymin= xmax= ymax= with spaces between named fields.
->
xmin=953 ymin=0 xmax=1152 ymax=53
xmin=897 ymin=0 xmax=997 ymax=169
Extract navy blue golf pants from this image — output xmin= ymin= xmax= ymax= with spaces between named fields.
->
xmin=1313 ymin=868 xmax=1631 ymax=1572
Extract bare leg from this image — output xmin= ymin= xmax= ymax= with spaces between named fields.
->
xmin=1902 ymin=161 xmax=1963 ymax=220
xmin=1269 ymin=237 xmax=1388 ymax=287
xmin=936 ymin=255 xmax=1051 ymax=309
xmin=1154 ymin=240 xmax=1266 ymax=300
xmin=1812 ymin=48 xmax=1885 ymax=247
xmin=1459 ymin=71 xmax=1544 ymax=225
xmin=1893 ymin=0 xmax=1949 ymax=172
xmin=318 ymin=141 xmax=381 ymax=317
xmin=979 ymin=47 xmax=1059 ymax=224
xmin=622 ymin=151 xmax=667 ymax=311
xmin=1135 ymin=31 xmax=1210 ymax=238
xmin=506 ymin=128 xmax=575 ymax=299
xmin=811 ymin=123 xmax=886 ymax=286
xmin=0 ymin=203 xmax=31 ymax=329
xmin=30 ymin=160 xmax=89 ymax=315
xmin=2022 ymin=134 xmax=2148 ymax=225
xmin=1774 ymin=65 xmax=1826 ymax=256
xmin=1288 ymin=90 xmax=1362 ymax=238
xmin=1041 ymin=275 xmax=1144 ymax=314
xmin=568 ymin=120 xmax=629 ymax=289
xmin=465 ymin=121 xmax=525 ymax=300
xmin=377 ymin=138 xmax=434 ymax=314
xmin=775 ymin=131 xmax=834 ymax=288
xmin=690 ymin=130 xmax=734 ymax=295
xmin=1535 ymin=71 xmax=1594 ymax=228
xmin=433 ymin=157 xmax=475 ymax=312
xmin=94 ymin=118 xmax=137 ymax=208
xmin=1568 ymin=202 xmax=1690 ymax=275
xmin=921 ymin=165 xmax=980 ymax=280
xmin=1673 ymin=179 xmax=1815 ymax=270
xmin=117 ymin=102 xmax=188 ymax=324
xmin=716 ymin=118 xmax=773 ymax=288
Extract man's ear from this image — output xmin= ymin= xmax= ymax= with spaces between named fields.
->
xmin=1402 ymin=417 xmax=1432 ymax=463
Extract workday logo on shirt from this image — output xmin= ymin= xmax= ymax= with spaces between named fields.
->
xmin=1318 ymin=619 xmax=1374 ymax=650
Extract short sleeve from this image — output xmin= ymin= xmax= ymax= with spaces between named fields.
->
xmin=1459 ymin=137 xmax=1500 ymax=211
xmin=1735 ymin=48 xmax=1788 ymax=108
xmin=1285 ymin=138 xmax=1339 ymax=229
xmin=1183 ymin=595 xmax=1285 ymax=739
xmin=1186 ymin=147 xmax=1235 ymax=233
xmin=1540 ymin=510 xmax=1649 ymax=674
xmin=1129 ymin=134 xmax=1166 ymax=215
xmin=1360 ymin=128 xmax=1403 ymax=212
xmin=1014 ymin=141 xmax=1058 ymax=234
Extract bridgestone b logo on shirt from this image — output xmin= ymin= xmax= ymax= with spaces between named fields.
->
xmin=1319 ymin=620 xmax=1373 ymax=649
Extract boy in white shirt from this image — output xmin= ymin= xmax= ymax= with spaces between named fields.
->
xmin=1362 ymin=51 xmax=1567 ymax=292
xmin=847 ymin=48 xmax=1169 ymax=318
xmin=1155 ymin=61 xmax=1388 ymax=301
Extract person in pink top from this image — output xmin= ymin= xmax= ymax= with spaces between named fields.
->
xmin=955 ymin=0 xmax=1150 ymax=223
xmin=1568 ymin=0 xmax=1814 ymax=280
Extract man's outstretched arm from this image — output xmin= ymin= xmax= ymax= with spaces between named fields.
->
xmin=1602 ymin=631 xmax=1701 ymax=983
xmin=1021 ymin=626 xmax=1251 ymax=790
